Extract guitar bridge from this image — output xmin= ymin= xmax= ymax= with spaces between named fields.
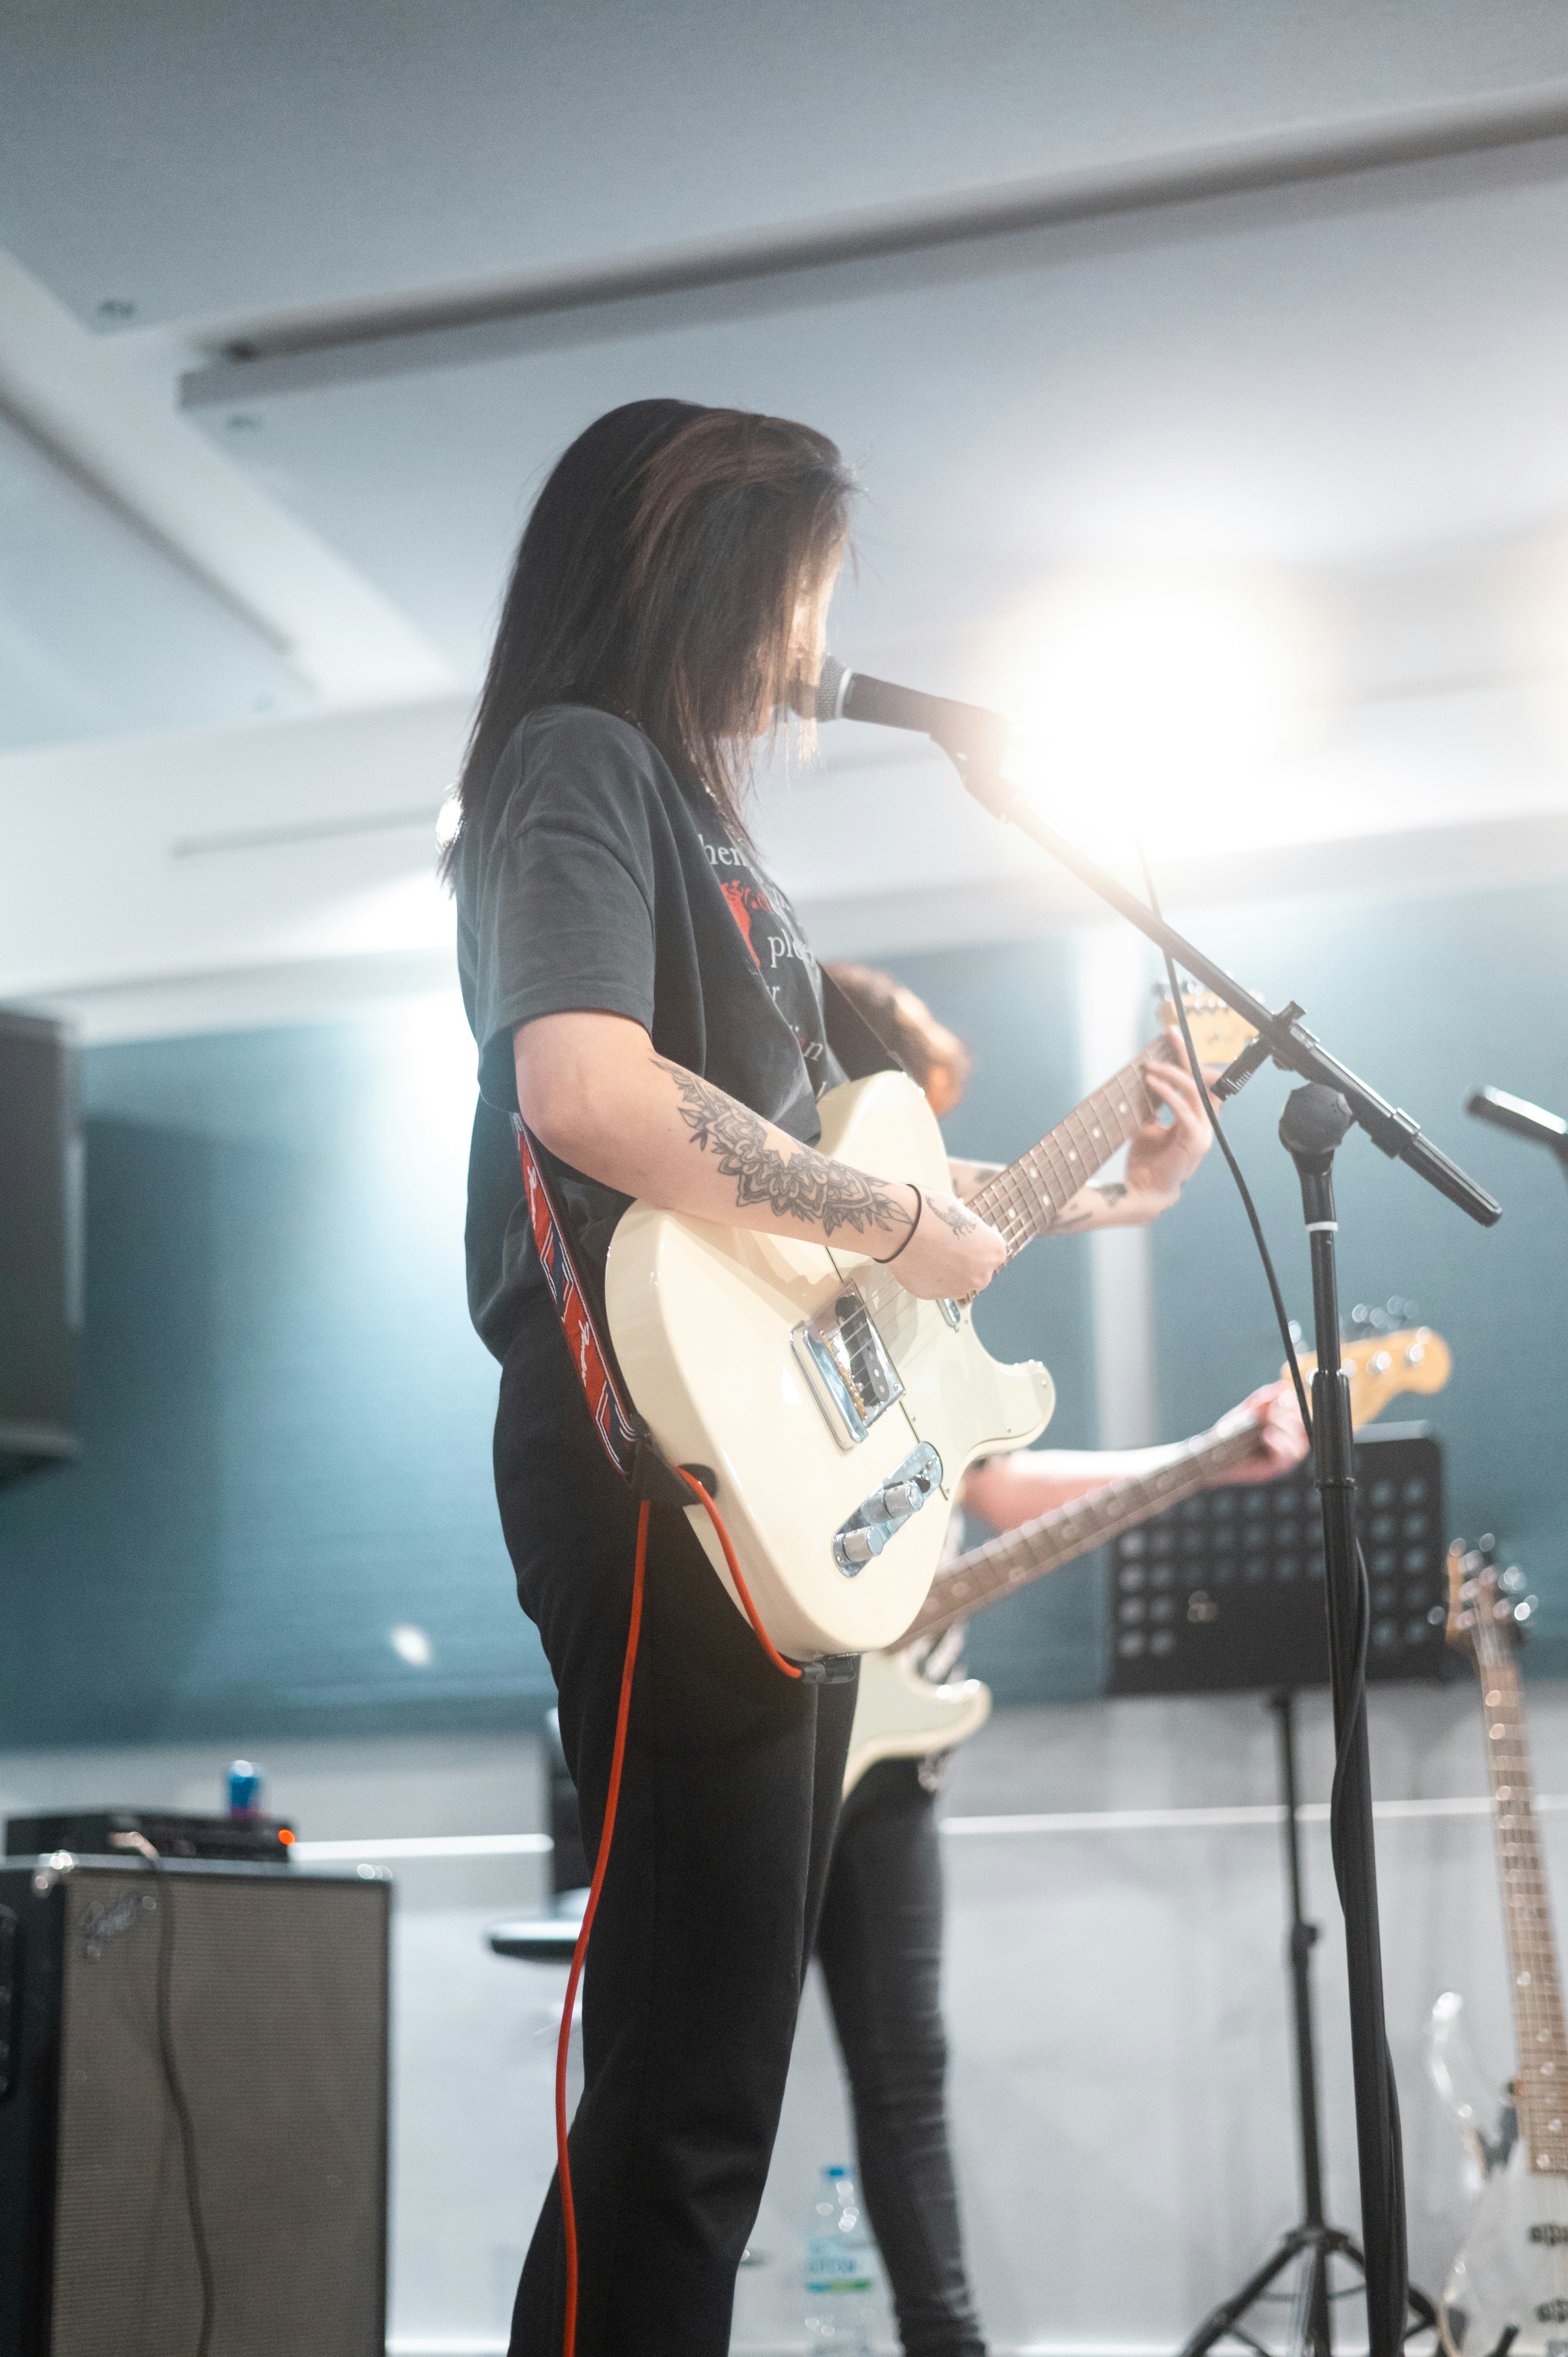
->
xmin=792 ymin=1289 xmax=904 ymax=1448
xmin=833 ymin=1443 xmax=945 ymax=1575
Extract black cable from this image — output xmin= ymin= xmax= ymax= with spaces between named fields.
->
xmin=144 ymin=1853 xmax=216 ymax=2357
xmin=1135 ymin=847 xmax=1312 ymax=1440
xmin=1136 ymin=847 xmax=1410 ymax=2344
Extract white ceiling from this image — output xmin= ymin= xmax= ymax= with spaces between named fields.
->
xmin=9 ymin=1 xmax=1568 ymax=331
xmin=5 ymin=2 xmax=1568 ymax=1025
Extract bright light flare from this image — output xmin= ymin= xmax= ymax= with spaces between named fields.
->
xmin=999 ymin=571 xmax=1324 ymax=861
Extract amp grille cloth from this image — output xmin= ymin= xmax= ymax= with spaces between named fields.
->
xmin=50 ymin=1869 xmax=386 ymax=2357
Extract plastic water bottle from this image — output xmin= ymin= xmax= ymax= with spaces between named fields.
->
xmin=803 ymin=2164 xmax=879 ymax=2351
xmin=227 ymin=1760 xmax=262 ymax=1819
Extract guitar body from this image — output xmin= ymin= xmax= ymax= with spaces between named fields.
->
xmin=843 ymin=1648 xmax=993 ymax=1797
xmin=604 ymin=1071 xmax=1055 ymax=1658
xmin=1436 ymin=2134 xmax=1568 ymax=2354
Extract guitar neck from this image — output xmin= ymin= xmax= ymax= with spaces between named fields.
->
xmin=901 ymin=1423 xmax=1261 ymax=1647
xmin=966 ymin=1049 xmax=1162 ymax=1256
xmin=1471 ymin=1616 xmax=1568 ymax=2173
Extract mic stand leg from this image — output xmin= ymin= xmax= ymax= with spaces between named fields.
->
xmin=1279 ymin=1083 xmax=1408 ymax=2357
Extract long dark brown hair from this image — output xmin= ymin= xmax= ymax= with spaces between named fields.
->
xmin=440 ymin=399 xmax=855 ymax=880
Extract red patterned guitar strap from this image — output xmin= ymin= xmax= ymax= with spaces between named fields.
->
xmin=514 ymin=1115 xmax=644 ymax=1479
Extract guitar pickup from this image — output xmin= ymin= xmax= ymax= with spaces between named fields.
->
xmin=793 ymin=1289 xmax=904 ymax=1448
xmin=833 ymin=1444 xmax=944 ymax=1575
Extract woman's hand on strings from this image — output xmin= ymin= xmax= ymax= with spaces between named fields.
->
xmin=883 ymin=1184 xmax=1008 ymax=1302
xmin=1119 ymin=1034 xmax=1213 ymax=1220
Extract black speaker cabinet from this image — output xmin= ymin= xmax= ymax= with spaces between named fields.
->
xmin=0 ymin=1855 xmax=389 ymax=2355
xmin=0 ymin=1011 xmax=80 ymax=1487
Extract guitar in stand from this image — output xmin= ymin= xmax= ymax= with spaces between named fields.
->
xmin=1428 ymin=1536 xmax=1564 ymax=2356
xmin=845 ymin=1326 xmax=1452 ymax=1795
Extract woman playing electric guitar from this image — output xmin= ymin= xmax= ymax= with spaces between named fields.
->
xmin=447 ymin=401 xmax=1211 ymax=2356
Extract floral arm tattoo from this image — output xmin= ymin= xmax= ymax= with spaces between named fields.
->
xmin=652 ymin=1057 xmax=914 ymax=1243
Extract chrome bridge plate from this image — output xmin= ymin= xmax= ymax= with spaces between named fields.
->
xmin=833 ymin=1443 xmax=945 ymax=1577
xmin=792 ymin=1287 xmax=903 ymax=1449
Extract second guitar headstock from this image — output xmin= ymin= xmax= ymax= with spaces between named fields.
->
xmin=1444 ymin=1535 xmax=1538 ymax=1664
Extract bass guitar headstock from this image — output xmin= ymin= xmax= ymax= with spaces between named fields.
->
xmin=1284 ymin=1327 xmax=1452 ymax=1428
xmin=1444 ymin=1535 xmax=1538 ymax=1663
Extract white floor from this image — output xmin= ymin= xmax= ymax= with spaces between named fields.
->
xmin=0 ymin=1678 xmax=1543 ymax=2353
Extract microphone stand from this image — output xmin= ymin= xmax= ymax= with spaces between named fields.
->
xmin=926 ymin=734 xmax=1501 ymax=2357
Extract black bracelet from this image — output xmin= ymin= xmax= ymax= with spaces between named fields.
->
xmin=874 ymin=1185 xmax=923 ymax=1265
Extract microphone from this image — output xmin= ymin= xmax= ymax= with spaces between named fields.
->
xmin=792 ymin=655 xmax=1014 ymax=764
xmin=1466 ymin=1085 xmax=1568 ymax=1169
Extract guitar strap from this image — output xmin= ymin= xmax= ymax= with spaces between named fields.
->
xmin=513 ymin=1116 xmax=697 ymax=1505
xmin=515 ymin=1113 xmax=856 ymax=1680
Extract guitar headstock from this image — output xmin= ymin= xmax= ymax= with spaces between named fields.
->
xmin=1443 ymin=1535 xmax=1538 ymax=1662
xmin=1284 ymin=1327 xmax=1452 ymax=1428
xmin=1155 ymin=987 xmax=1258 ymax=1069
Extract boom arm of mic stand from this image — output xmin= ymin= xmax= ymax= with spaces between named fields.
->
xmin=952 ymin=754 xmax=1502 ymax=1229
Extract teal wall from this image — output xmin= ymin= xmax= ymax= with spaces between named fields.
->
xmin=0 ymin=1002 xmax=544 ymax=1746
xmin=1145 ymin=871 xmax=1568 ymax=1675
xmin=2 ymin=869 xmax=1562 ymax=1748
xmin=892 ymin=869 xmax=1568 ymax=1698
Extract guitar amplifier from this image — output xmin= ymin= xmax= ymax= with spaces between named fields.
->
xmin=1107 ymin=1424 xmax=1448 ymax=1696
xmin=0 ymin=1854 xmax=388 ymax=2356
xmin=4 ymin=1809 xmax=295 ymax=1867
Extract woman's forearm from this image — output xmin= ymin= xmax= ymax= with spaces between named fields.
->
xmin=516 ymin=1011 xmax=917 ymax=1253
xmin=961 ymin=1441 xmax=1188 ymax=1527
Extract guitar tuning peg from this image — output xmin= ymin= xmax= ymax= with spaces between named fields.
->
xmin=1515 ymin=1597 xmax=1538 ymax=1622
xmin=1501 ymin=1566 xmax=1526 ymax=1594
xmin=1479 ymin=1533 xmax=1497 ymax=1560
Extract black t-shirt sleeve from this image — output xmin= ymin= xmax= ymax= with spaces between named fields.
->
xmin=471 ymin=709 xmax=662 ymax=1111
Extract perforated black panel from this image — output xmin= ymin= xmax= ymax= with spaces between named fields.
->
xmin=49 ymin=1868 xmax=386 ymax=2357
xmin=1107 ymin=1428 xmax=1448 ymax=1696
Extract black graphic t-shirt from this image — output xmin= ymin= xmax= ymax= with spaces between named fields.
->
xmin=455 ymin=703 xmax=892 ymax=1364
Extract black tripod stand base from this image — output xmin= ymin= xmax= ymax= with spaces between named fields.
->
xmin=1177 ymin=2228 xmax=1438 ymax=2357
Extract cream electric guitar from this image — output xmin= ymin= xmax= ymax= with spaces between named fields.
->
xmin=845 ymin=1326 xmax=1452 ymax=1795
xmin=605 ymin=1004 xmax=1256 ymax=1659
xmin=1427 ymin=1537 xmax=1566 ymax=2356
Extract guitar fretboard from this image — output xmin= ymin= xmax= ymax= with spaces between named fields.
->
xmin=964 ymin=1048 xmax=1168 ymax=1255
xmin=1472 ymin=1609 xmax=1568 ymax=2174
xmin=898 ymin=1423 xmax=1262 ymax=1647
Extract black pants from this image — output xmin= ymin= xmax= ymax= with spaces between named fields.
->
xmin=818 ymin=1759 xmax=987 ymax=2357
xmin=494 ymin=1311 xmax=856 ymax=2357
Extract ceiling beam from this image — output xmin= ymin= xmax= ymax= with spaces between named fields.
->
xmin=182 ymin=78 xmax=1568 ymax=405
